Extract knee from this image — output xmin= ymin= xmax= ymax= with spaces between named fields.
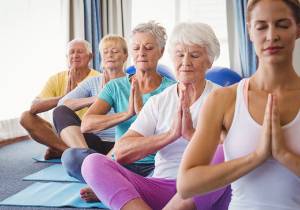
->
xmin=81 ymin=153 xmax=111 ymax=180
xmin=62 ymin=148 xmax=84 ymax=179
xmin=19 ymin=111 xmax=35 ymax=130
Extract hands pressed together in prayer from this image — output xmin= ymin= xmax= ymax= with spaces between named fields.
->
xmin=168 ymin=84 xmax=196 ymax=142
xmin=256 ymin=94 xmax=289 ymax=163
xmin=126 ymin=76 xmax=144 ymax=118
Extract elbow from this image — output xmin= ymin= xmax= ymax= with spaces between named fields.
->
xmin=114 ymin=142 xmax=130 ymax=164
xmin=81 ymin=118 xmax=92 ymax=133
xmin=176 ymin=176 xmax=193 ymax=199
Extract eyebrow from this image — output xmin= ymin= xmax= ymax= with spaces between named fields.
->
xmin=254 ymin=18 xmax=291 ymax=24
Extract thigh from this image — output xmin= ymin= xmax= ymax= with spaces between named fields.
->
xmin=134 ymin=178 xmax=177 ymax=210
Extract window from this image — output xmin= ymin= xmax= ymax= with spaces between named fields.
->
xmin=131 ymin=0 xmax=229 ymax=70
xmin=0 ymin=0 xmax=68 ymax=120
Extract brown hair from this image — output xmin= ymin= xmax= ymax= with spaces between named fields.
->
xmin=247 ymin=0 xmax=300 ymax=23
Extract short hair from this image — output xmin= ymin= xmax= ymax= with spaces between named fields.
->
xmin=66 ymin=39 xmax=92 ymax=55
xmin=168 ymin=22 xmax=220 ymax=63
xmin=99 ymin=34 xmax=128 ymax=56
xmin=131 ymin=20 xmax=167 ymax=49
xmin=247 ymin=0 xmax=300 ymax=24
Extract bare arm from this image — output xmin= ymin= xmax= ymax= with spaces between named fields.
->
xmin=30 ymin=97 xmax=62 ymax=114
xmin=177 ymin=89 xmax=272 ymax=199
xmin=271 ymin=95 xmax=300 ymax=176
xmin=81 ymin=93 xmax=135 ymax=133
xmin=114 ymin=127 xmax=179 ymax=164
xmin=63 ymin=96 xmax=97 ymax=111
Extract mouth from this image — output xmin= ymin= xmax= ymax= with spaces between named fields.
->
xmin=180 ymin=70 xmax=193 ymax=73
xmin=263 ymin=46 xmax=283 ymax=54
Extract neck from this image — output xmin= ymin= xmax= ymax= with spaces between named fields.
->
xmin=105 ymin=68 xmax=125 ymax=80
xmin=252 ymin=60 xmax=299 ymax=92
xmin=134 ymin=69 xmax=162 ymax=92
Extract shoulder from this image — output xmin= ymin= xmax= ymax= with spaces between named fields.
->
xmin=152 ymin=83 xmax=177 ymax=100
xmin=204 ymin=83 xmax=237 ymax=116
xmin=89 ymin=69 xmax=101 ymax=76
xmin=162 ymin=76 xmax=177 ymax=86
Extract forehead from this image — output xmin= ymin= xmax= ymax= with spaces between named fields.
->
xmin=131 ymin=32 xmax=157 ymax=45
xmin=102 ymin=40 xmax=123 ymax=49
xmin=250 ymin=0 xmax=295 ymax=22
xmin=175 ymin=43 xmax=205 ymax=52
xmin=68 ymin=42 xmax=87 ymax=51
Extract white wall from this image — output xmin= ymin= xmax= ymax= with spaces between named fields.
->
xmin=293 ymin=39 xmax=300 ymax=75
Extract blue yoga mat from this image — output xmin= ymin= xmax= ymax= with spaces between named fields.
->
xmin=32 ymin=154 xmax=61 ymax=163
xmin=23 ymin=164 xmax=80 ymax=182
xmin=0 ymin=182 xmax=108 ymax=209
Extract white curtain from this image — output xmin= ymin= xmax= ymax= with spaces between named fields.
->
xmin=102 ymin=0 xmax=132 ymax=38
xmin=0 ymin=0 xmax=74 ymax=141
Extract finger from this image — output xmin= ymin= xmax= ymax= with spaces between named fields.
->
xmin=271 ymin=94 xmax=280 ymax=135
xmin=263 ymin=93 xmax=272 ymax=135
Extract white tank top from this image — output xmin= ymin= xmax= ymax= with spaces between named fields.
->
xmin=224 ymin=79 xmax=300 ymax=210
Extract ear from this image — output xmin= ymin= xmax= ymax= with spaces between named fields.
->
xmin=89 ymin=53 xmax=93 ymax=61
xmin=297 ymin=23 xmax=300 ymax=39
xmin=247 ymin=23 xmax=254 ymax=42
xmin=159 ymin=47 xmax=165 ymax=58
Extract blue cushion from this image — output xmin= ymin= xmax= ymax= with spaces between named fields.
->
xmin=126 ymin=64 xmax=176 ymax=81
xmin=205 ymin=67 xmax=242 ymax=87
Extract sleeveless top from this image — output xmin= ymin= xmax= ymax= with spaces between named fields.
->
xmin=224 ymin=79 xmax=300 ymax=210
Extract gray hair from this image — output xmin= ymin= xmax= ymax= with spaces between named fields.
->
xmin=168 ymin=22 xmax=220 ymax=63
xmin=131 ymin=21 xmax=167 ymax=49
xmin=66 ymin=38 xmax=93 ymax=55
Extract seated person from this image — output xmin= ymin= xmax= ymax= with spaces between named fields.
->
xmin=81 ymin=22 xmax=231 ymax=210
xmin=20 ymin=39 xmax=99 ymax=159
xmin=177 ymin=1 xmax=300 ymax=210
xmin=61 ymin=21 xmax=175 ymax=201
xmin=53 ymin=34 xmax=128 ymax=176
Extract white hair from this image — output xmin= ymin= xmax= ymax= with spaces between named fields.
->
xmin=66 ymin=38 xmax=92 ymax=55
xmin=168 ymin=22 xmax=220 ymax=63
xmin=131 ymin=20 xmax=167 ymax=49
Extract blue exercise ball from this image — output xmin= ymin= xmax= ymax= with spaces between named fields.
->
xmin=126 ymin=64 xmax=176 ymax=81
xmin=205 ymin=67 xmax=242 ymax=87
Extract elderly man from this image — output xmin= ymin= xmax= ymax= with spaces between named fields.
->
xmin=20 ymin=39 xmax=99 ymax=160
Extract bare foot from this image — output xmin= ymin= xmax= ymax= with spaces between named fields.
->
xmin=80 ymin=187 xmax=100 ymax=202
xmin=44 ymin=148 xmax=62 ymax=160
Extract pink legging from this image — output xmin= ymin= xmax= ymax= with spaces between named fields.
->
xmin=81 ymin=145 xmax=230 ymax=210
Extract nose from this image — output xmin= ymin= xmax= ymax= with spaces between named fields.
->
xmin=138 ymin=47 xmax=146 ymax=57
xmin=266 ymin=26 xmax=279 ymax=42
xmin=182 ymin=53 xmax=191 ymax=66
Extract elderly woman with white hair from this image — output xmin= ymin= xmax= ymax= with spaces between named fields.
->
xmin=81 ymin=22 xmax=231 ymax=210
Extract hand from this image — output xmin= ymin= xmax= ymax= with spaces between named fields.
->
xmin=181 ymin=89 xmax=194 ymax=140
xmin=255 ymin=93 xmax=272 ymax=163
xmin=66 ymin=68 xmax=79 ymax=93
xmin=132 ymin=77 xmax=143 ymax=114
xmin=168 ymin=97 xmax=182 ymax=142
xmin=271 ymin=95 xmax=287 ymax=160
xmin=100 ymin=70 xmax=109 ymax=90
xmin=126 ymin=80 xmax=136 ymax=118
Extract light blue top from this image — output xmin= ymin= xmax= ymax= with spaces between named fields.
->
xmin=58 ymin=76 xmax=115 ymax=142
xmin=99 ymin=75 xmax=176 ymax=163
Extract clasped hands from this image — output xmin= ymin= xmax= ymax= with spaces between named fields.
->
xmin=168 ymin=84 xmax=195 ymax=141
xmin=256 ymin=94 xmax=288 ymax=163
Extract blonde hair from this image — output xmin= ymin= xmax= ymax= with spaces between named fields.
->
xmin=99 ymin=34 xmax=128 ymax=55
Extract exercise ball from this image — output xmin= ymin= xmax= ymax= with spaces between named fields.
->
xmin=205 ymin=67 xmax=242 ymax=87
xmin=126 ymin=64 xmax=176 ymax=81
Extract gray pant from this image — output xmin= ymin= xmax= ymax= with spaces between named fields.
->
xmin=62 ymin=148 xmax=155 ymax=182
